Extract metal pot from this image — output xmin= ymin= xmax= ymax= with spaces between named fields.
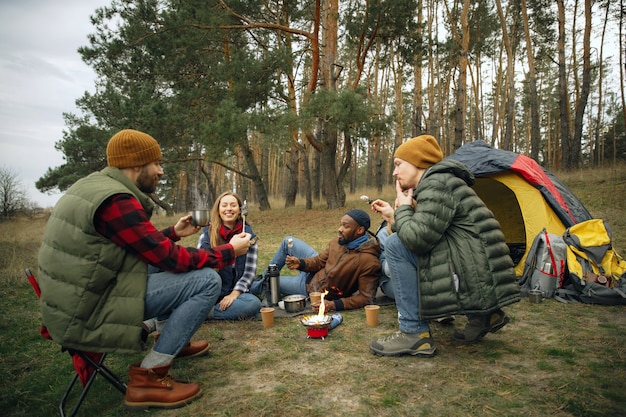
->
xmin=283 ymin=294 xmax=306 ymax=313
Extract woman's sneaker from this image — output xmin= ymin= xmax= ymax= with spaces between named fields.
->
xmin=369 ymin=331 xmax=437 ymax=357
xmin=453 ymin=309 xmax=509 ymax=343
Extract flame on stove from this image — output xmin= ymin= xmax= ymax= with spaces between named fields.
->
xmin=317 ymin=290 xmax=329 ymax=318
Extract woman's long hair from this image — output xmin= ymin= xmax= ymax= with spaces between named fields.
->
xmin=209 ymin=191 xmax=243 ymax=247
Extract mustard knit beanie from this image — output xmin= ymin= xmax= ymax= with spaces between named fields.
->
xmin=394 ymin=135 xmax=443 ymax=169
xmin=106 ymin=129 xmax=163 ymax=168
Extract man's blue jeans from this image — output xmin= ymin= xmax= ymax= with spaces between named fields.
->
xmin=385 ymin=233 xmax=430 ymax=334
xmin=269 ymin=236 xmax=318 ymax=296
xmin=144 ymin=268 xmax=221 ymax=356
xmin=376 ymin=225 xmax=395 ymax=299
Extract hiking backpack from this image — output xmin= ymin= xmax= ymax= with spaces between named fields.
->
xmin=556 ymin=219 xmax=626 ymax=305
xmin=519 ymin=228 xmax=567 ymax=298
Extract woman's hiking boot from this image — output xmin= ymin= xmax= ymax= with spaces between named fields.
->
xmin=369 ymin=331 xmax=437 ymax=357
xmin=453 ymin=309 xmax=509 ymax=343
xmin=125 ymin=363 xmax=201 ymax=410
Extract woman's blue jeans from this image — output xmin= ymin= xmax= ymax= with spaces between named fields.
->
xmin=144 ymin=268 xmax=221 ymax=356
xmin=211 ymin=293 xmax=262 ymax=320
xmin=385 ymin=233 xmax=430 ymax=334
xmin=269 ymin=236 xmax=318 ymax=296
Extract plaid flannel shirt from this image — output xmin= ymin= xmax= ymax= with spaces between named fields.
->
xmin=95 ymin=194 xmax=235 ymax=272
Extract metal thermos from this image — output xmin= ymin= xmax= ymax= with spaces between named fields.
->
xmin=268 ymin=264 xmax=280 ymax=306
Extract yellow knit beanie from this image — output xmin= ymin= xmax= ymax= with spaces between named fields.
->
xmin=106 ymin=129 xmax=163 ymax=168
xmin=394 ymin=135 xmax=443 ymax=168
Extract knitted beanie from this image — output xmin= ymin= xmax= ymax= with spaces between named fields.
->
xmin=106 ymin=129 xmax=163 ymax=168
xmin=346 ymin=209 xmax=371 ymax=230
xmin=394 ymin=134 xmax=443 ymax=169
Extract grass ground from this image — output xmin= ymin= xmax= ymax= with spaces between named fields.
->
xmin=1 ymin=164 xmax=625 ymax=417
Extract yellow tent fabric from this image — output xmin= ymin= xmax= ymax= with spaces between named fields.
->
xmin=472 ymin=172 xmax=567 ymax=276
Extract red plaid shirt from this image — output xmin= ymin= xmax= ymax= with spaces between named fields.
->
xmin=95 ymin=194 xmax=235 ymax=272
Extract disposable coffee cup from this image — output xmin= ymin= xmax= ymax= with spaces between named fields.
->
xmin=260 ymin=307 xmax=275 ymax=328
xmin=309 ymin=292 xmax=322 ymax=305
xmin=365 ymin=305 xmax=380 ymax=327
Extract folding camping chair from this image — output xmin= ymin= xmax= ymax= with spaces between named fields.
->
xmin=25 ymin=268 xmax=127 ymax=417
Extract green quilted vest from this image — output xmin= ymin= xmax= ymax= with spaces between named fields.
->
xmin=38 ymin=167 xmax=154 ymax=353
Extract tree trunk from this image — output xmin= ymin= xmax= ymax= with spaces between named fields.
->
xmin=557 ymin=0 xmax=571 ymax=170
xmin=426 ymin=0 xmax=437 ymax=135
xmin=301 ymin=143 xmax=312 ymax=209
xmin=413 ymin=0 xmax=424 ymax=136
xmin=393 ymin=46 xmax=405 ymax=154
xmin=593 ymin=2 xmax=610 ymax=166
xmin=453 ymin=0 xmax=471 ymax=150
xmin=520 ymin=0 xmax=541 ymax=161
xmin=494 ymin=0 xmax=516 ymax=151
xmin=284 ymin=143 xmax=299 ymax=208
xmin=240 ymin=142 xmax=271 ymax=211
xmin=282 ymin=9 xmax=300 ymax=208
xmin=319 ymin=0 xmax=341 ymax=209
xmin=571 ymin=0 xmax=593 ymax=169
xmin=621 ymin=0 xmax=626 ymax=140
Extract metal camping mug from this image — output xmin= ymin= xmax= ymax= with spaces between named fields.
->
xmin=268 ymin=264 xmax=280 ymax=306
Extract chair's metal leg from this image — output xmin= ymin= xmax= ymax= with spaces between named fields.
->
xmin=24 ymin=269 xmax=127 ymax=416
xmin=59 ymin=372 xmax=79 ymax=417
xmin=59 ymin=353 xmax=127 ymax=417
xmin=59 ymin=365 xmax=98 ymax=417
xmin=77 ymin=352 xmax=127 ymax=394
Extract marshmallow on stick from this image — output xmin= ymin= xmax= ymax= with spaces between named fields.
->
xmin=241 ymin=199 xmax=248 ymax=233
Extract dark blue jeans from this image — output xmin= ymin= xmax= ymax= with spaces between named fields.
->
xmin=144 ymin=268 xmax=221 ymax=356
xmin=385 ymin=233 xmax=430 ymax=334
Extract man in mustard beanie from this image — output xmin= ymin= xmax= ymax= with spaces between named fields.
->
xmin=368 ymin=135 xmax=519 ymax=357
xmin=393 ymin=134 xmax=443 ymax=170
xmin=38 ymin=129 xmax=253 ymax=410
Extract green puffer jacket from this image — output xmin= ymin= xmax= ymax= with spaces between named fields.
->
xmin=38 ymin=167 xmax=153 ymax=353
xmin=394 ymin=159 xmax=520 ymax=319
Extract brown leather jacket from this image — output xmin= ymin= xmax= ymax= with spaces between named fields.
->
xmin=303 ymin=235 xmax=381 ymax=310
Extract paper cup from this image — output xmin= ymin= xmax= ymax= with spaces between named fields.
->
xmin=309 ymin=292 xmax=322 ymax=305
xmin=260 ymin=307 xmax=275 ymax=328
xmin=365 ymin=305 xmax=380 ymax=327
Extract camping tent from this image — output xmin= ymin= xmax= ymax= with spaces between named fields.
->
xmin=447 ymin=141 xmax=592 ymax=276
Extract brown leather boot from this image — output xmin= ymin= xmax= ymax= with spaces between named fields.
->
xmin=125 ymin=362 xmax=201 ymax=410
xmin=153 ymin=334 xmax=210 ymax=359
xmin=177 ymin=339 xmax=209 ymax=358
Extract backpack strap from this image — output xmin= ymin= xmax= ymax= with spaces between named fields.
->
xmin=544 ymin=230 xmax=567 ymax=287
xmin=543 ymin=230 xmax=557 ymax=274
xmin=611 ymin=286 xmax=626 ymax=298
xmin=554 ymin=287 xmax=582 ymax=303
xmin=519 ymin=228 xmax=546 ymax=287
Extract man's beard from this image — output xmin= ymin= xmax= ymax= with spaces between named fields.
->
xmin=338 ymin=232 xmax=355 ymax=245
xmin=136 ymin=167 xmax=158 ymax=194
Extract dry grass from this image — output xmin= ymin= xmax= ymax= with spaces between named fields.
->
xmin=1 ymin=164 xmax=625 ymax=417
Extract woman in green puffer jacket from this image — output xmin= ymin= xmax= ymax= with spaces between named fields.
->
xmin=369 ymin=135 xmax=520 ymax=357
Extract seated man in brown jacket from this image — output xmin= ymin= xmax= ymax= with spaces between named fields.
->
xmin=260 ymin=209 xmax=381 ymax=312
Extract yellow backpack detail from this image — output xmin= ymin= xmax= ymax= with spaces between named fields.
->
xmin=559 ymin=219 xmax=626 ymax=304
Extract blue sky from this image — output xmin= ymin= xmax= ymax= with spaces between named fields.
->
xmin=0 ymin=0 xmax=109 ymax=207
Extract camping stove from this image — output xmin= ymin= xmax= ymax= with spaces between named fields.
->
xmin=301 ymin=315 xmax=333 ymax=340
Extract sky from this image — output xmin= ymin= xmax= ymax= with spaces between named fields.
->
xmin=0 ymin=0 xmax=109 ymax=208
